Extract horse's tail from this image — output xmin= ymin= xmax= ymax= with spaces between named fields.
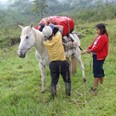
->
xmin=67 ymin=56 xmax=77 ymax=74
xmin=70 ymin=56 xmax=77 ymax=74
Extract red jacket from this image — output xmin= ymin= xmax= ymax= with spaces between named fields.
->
xmin=88 ymin=34 xmax=109 ymax=60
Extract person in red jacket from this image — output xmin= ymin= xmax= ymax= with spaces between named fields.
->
xmin=82 ymin=23 xmax=109 ymax=92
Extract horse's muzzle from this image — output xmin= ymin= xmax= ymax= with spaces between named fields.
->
xmin=17 ymin=50 xmax=26 ymax=58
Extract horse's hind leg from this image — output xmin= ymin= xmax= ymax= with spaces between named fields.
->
xmin=75 ymin=53 xmax=86 ymax=83
xmin=39 ymin=62 xmax=46 ymax=93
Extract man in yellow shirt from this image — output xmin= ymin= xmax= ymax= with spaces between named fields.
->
xmin=42 ymin=25 xmax=71 ymax=98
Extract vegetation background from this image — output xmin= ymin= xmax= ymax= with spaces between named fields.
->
xmin=0 ymin=0 xmax=116 ymax=115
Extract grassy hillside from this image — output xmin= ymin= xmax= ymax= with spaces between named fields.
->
xmin=0 ymin=19 xmax=116 ymax=116
xmin=1 ymin=3 xmax=116 ymax=48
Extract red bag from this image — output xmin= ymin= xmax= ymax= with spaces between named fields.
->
xmin=35 ymin=16 xmax=74 ymax=36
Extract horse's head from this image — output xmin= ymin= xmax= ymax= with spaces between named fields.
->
xmin=17 ymin=24 xmax=36 ymax=58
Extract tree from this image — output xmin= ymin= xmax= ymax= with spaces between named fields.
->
xmin=33 ymin=0 xmax=47 ymax=18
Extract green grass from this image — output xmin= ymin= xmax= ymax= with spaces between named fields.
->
xmin=0 ymin=19 xmax=116 ymax=116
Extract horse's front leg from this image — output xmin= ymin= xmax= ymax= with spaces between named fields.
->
xmin=39 ymin=62 xmax=46 ymax=93
xmin=75 ymin=51 xmax=86 ymax=83
xmin=35 ymin=52 xmax=46 ymax=92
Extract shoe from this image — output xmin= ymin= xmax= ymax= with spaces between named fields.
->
xmin=65 ymin=83 xmax=71 ymax=96
xmin=89 ymin=87 xmax=96 ymax=91
xmin=50 ymin=85 xmax=56 ymax=98
xmin=89 ymin=87 xmax=97 ymax=95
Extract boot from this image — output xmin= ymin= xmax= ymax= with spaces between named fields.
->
xmin=50 ymin=85 xmax=56 ymax=98
xmin=65 ymin=83 xmax=71 ymax=96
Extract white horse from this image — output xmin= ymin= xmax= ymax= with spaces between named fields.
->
xmin=17 ymin=25 xmax=86 ymax=92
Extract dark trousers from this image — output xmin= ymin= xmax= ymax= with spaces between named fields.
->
xmin=49 ymin=60 xmax=71 ymax=86
xmin=93 ymin=54 xmax=105 ymax=78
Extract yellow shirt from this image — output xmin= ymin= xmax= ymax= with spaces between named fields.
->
xmin=43 ymin=32 xmax=66 ymax=61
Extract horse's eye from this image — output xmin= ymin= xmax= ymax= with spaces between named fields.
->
xmin=26 ymin=36 xmax=29 ymax=39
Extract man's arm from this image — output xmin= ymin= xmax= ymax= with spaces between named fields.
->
xmin=53 ymin=25 xmax=64 ymax=33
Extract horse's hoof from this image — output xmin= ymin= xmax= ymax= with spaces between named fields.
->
xmin=41 ymin=90 xmax=46 ymax=93
xmin=83 ymin=78 xmax=87 ymax=83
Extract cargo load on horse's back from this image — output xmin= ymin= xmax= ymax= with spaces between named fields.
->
xmin=35 ymin=16 xmax=75 ymax=36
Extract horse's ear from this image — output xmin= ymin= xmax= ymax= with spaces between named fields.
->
xmin=30 ymin=23 xmax=33 ymax=28
xmin=19 ymin=25 xmax=24 ymax=30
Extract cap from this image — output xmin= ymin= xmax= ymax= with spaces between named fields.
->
xmin=42 ymin=26 xmax=54 ymax=38
xmin=42 ymin=26 xmax=52 ymax=38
